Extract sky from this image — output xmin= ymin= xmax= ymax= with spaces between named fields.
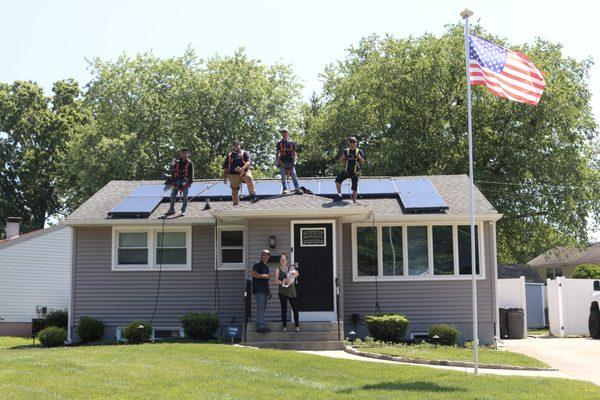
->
xmin=1 ymin=0 xmax=598 ymax=239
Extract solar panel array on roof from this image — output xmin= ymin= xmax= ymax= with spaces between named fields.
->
xmin=393 ymin=178 xmax=448 ymax=212
xmin=107 ymin=177 xmax=449 ymax=218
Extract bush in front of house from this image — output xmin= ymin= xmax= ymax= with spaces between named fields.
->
xmin=180 ymin=312 xmax=219 ymax=340
xmin=122 ymin=321 xmax=152 ymax=343
xmin=572 ymin=264 xmax=600 ymax=279
xmin=429 ymin=324 xmax=459 ymax=345
xmin=365 ymin=313 xmax=409 ymax=343
xmin=43 ymin=309 xmax=69 ymax=330
xmin=77 ymin=316 xmax=105 ymax=343
xmin=37 ymin=327 xmax=67 ymax=347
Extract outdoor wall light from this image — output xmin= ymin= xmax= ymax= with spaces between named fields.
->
xmin=268 ymin=235 xmax=276 ymax=249
xmin=347 ymin=330 xmax=357 ymax=343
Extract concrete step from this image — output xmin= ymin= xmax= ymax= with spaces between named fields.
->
xmin=246 ymin=321 xmax=342 ymax=333
xmin=243 ymin=340 xmax=346 ymax=351
xmin=245 ymin=330 xmax=341 ymax=342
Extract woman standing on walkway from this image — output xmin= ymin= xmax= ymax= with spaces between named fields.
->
xmin=275 ymin=253 xmax=300 ymax=332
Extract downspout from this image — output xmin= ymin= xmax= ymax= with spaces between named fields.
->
xmin=67 ymin=226 xmax=75 ymax=344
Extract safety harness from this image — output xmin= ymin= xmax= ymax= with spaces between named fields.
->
xmin=278 ymin=141 xmax=296 ymax=177
xmin=226 ymin=151 xmax=247 ymax=176
xmin=344 ymin=147 xmax=362 ymax=176
xmin=172 ymin=158 xmax=191 ymax=191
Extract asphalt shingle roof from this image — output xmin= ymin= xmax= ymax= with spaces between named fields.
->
xmin=66 ymin=175 xmax=498 ymax=222
xmin=527 ymin=242 xmax=600 ymax=268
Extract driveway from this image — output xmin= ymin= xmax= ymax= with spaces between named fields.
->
xmin=501 ymin=337 xmax=600 ymax=386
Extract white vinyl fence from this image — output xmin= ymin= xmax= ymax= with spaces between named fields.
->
xmin=497 ymin=277 xmax=527 ymax=337
xmin=546 ymin=277 xmax=596 ymax=337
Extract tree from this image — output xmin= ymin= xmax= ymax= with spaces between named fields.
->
xmin=303 ymin=25 xmax=599 ymax=263
xmin=60 ymin=48 xmax=302 ymax=209
xmin=0 ymin=79 xmax=90 ymax=236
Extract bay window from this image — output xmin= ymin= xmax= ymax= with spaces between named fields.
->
xmin=352 ymin=223 xmax=485 ymax=281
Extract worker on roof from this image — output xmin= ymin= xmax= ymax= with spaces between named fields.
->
xmin=166 ymin=147 xmax=194 ymax=216
xmin=335 ymin=136 xmax=365 ymax=203
xmin=276 ymin=129 xmax=302 ymax=195
xmin=223 ymin=140 xmax=257 ymax=205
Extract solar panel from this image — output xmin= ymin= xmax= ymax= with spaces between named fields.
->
xmin=108 ymin=196 xmax=163 ymax=218
xmin=393 ymin=178 xmax=448 ymax=212
xmin=255 ymin=180 xmax=283 ymax=197
xmin=129 ymin=184 xmax=170 ymax=198
xmin=358 ymin=178 xmax=396 ymax=196
xmin=200 ymin=182 xmax=234 ymax=199
xmin=186 ymin=182 xmax=215 ymax=198
xmin=318 ymin=179 xmax=351 ymax=196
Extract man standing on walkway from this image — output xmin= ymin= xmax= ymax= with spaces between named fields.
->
xmin=276 ymin=129 xmax=302 ymax=194
xmin=335 ymin=136 xmax=365 ymax=203
xmin=223 ymin=140 xmax=257 ymax=205
xmin=166 ymin=147 xmax=194 ymax=216
xmin=252 ymin=249 xmax=272 ymax=333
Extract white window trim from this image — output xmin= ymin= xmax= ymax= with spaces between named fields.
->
xmin=217 ymin=225 xmax=247 ymax=270
xmin=111 ymin=226 xmax=192 ymax=271
xmin=300 ymin=227 xmax=327 ymax=247
xmin=352 ymin=222 xmax=486 ymax=282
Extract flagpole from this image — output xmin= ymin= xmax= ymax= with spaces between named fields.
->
xmin=460 ymin=8 xmax=479 ymax=375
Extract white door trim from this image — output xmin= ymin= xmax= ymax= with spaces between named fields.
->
xmin=290 ymin=219 xmax=337 ymax=322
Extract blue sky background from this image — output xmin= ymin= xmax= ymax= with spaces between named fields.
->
xmin=1 ymin=0 xmax=598 ymax=239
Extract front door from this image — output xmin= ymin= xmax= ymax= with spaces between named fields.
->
xmin=291 ymin=221 xmax=336 ymax=321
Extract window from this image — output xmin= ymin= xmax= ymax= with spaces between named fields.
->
xmin=382 ymin=226 xmax=403 ymax=276
xmin=352 ymin=223 xmax=485 ymax=281
xmin=433 ymin=226 xmax=453 ymax=275
xmin=117 ymin=232 xmax=149 ymax=266
xmin=218 ymin=226 xmax=245 ymax=269
xmin=156 ymin=232 xmax=187 ymax=265
xmin=356 ymin=226 xmax=377 ymax=276
xmin=407 ymin=226 xmax=428 ymax=276
xmin=301 ymin=228 xmax=326 ymax=247
xmin=112 ymin=227 xmax=191 ymax=271
xmin=458 ymin=225 xmax=480 ymax=275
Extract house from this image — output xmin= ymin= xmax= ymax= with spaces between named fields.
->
xmin=527 ymin=242 xmax=600 ymax=279
xmin=0 ymin=218 xmax=73 ymax=336
xmin=498 ymin=264 xmax=543 ymax=283
xmin=63 ymin=175 xmax=502 ymax=348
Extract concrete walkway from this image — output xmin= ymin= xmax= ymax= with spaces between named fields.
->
xmin=500 ymin=337 xmax=600 ymax=386
xmin=300 ymin=350 xmax=569 ymax=379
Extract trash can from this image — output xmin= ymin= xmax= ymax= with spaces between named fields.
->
xmin=507 ymin=308 xmax=525 ymax=339
xmin=498 ymin=308 xmax=508 ymax=339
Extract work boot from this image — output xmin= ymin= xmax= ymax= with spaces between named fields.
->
xmin=250 ymin=194 xmax=258 ymax=203
xmin=165 ymin=209 xmax=176 ymax=216
xmin=335 ymin=194 xmax=343 ymax=202
xmin=180 ymin=210 xmax=186 ymax=216
xmin=282 ymin=188 xmax=289 ymax=194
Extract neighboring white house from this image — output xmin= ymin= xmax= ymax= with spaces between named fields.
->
xmin=0 ymin=219 xmax=72 ymax=336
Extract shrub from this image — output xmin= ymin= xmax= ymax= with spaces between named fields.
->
xmin=37 ymin=327 xmax=67 ymax=347
xmin=365 ymin=314 xmax=409 ymax=343
xmin=77 ymin=316 xmax=105 ymax=343
xmin=180 ymin=312 xmax=219 ymax=340
xmin=43 ymin=309 xmax=68 ymax=330
xmin=122 ymin=321 xmax=152 ymax=343
xmin=429 ymin=324 xmax=459 ymax=345
xmin=572 ymin=264 xmax=600 ymax=279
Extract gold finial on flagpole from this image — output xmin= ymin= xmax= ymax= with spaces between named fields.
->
xmin=460 ymin=9 xmax=474 ymax=18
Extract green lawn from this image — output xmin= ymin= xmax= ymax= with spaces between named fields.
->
xmin=1 ymin=337 xmax=599 ymax=400
xmin=355 ymin=344 xmax=549 ymax=368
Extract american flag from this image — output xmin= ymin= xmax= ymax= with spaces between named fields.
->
xmin=468 ymin=34 xmax=545 ymax=106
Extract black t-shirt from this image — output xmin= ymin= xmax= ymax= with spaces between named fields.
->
xmin=252 ymin=261 xmax=270 ymax=294
xmin=276 ymin=139 xmax=297 ymax=163
xmin=344 ymin=148 xmax=365 ymax=175
xmin=222 ymin=150 xmax=251 ymax=175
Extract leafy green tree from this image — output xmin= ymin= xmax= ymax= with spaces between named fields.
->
xmin=61 ymin=48 xmax=302 ymax=209
xmin=0 ymin=79 xmax=90 ymax=236
xmin=303 ymin=25 xmax=599 ymax=263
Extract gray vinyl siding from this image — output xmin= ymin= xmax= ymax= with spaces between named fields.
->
xmin=73 ymin=226 xmax=244 ymax=338
xmin=342 ymin=222 xmax=495 ymax=344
